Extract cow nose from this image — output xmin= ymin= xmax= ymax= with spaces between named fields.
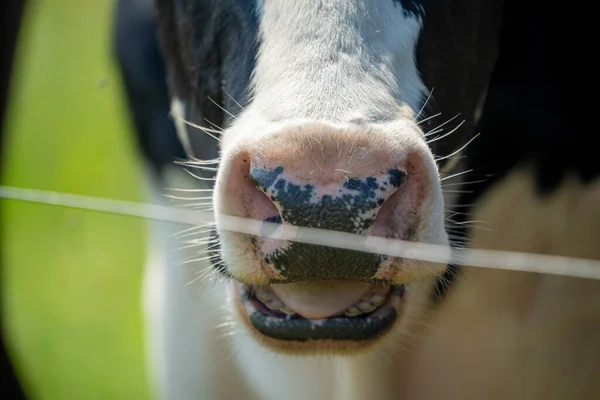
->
xmin=217 ymin=124 xmax=438 ymax=283
xmin=249 ymin=163 xmax=406 ymax=234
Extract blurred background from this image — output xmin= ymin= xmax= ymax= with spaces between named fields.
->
xmin=2 ymin=0 xmax=153 ymax=398
xmin=0 ymin=2 xmax=596 ymax=400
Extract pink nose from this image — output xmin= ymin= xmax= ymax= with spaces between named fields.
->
xmin=219 ymin=126 xmax=436 ymax=282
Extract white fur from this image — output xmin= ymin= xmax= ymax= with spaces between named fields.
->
xmin=249 ymin=0 xmax=425 ymax=123
xmin=219 ymin=0 xmax=428 ymax=155
xmin=142 ymin=166 xmax=211 ymax=399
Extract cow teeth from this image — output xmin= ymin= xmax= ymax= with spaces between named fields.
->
xmin=345 ymin=306 xmax=363 ymax=317
xmin=253 ymin=285 xmax=390 ymax=318
xmin=342 ymin=292 xmax=388 ymax=317
xmin=370 ymin=294 xmax=386 ymax=306
xmin=256 ymin=291 xmax=273 ymax=304
xmin=357 ymin=301 xmax=377 ymax=313
xmin=280 ymin=306 xmax=296 ymax=315
xmin=265 ymin=299 xmax=284 ymax=310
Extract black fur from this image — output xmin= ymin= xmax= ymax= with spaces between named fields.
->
xmin=113 ymin=0 xmax=186 ymax=178
xmin=432 ymin=0 xmax=585 ymax=300
xmin=455 ymin=1 xmax=583 ymax=215
xmin=153 ymin=0 xmax=260 ymax=167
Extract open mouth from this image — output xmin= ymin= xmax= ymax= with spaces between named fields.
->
xmin=235 ymin=281 xmax=407 ymax=342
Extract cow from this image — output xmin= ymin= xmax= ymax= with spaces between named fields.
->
xmin=113 ymin=0 xmax=599 ymax=399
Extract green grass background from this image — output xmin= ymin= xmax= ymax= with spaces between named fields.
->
xmin=2 ymin=1 xmax=152 ymax=399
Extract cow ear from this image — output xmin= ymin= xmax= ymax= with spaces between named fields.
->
xmin=155 ymin=0 xmax=223 ymax=165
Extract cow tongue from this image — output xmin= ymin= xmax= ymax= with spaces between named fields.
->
xmin=270 ymin=281 xmax=373 ymax=320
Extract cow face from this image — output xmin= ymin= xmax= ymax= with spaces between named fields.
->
xmin=155 ymin=0 xmax=502 ymax=353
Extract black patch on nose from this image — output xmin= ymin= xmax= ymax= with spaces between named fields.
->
xmin=388 ymin=169 xmax=407 ymax=187
xmin=265 ymin=243 xmax=385 ymax=283
xmin=343 ymin=176 xmax=380 ymax=202
xmin=250 ymin=167 xmax=406 ymax=282
xmin=250 ymin=167 xmax=405 ymax=233
xmin=250 ymin=166 xmax=284 ymax=191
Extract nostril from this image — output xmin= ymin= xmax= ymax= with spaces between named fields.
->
xmin=264 ymin=215 xmax=283 ymax=224
xmin=248 ymin=164 xmax=284 ymax=222
xmin=369 ymin=154 xmax=433 ymax=241
xmin=220 ymin=152 xmax=281 ymax=223
xmin=388 ymin=168 xmax=407 ymax=188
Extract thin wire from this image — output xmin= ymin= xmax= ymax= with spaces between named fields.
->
xmin=1 ymin=185 xmax=600 ymax=280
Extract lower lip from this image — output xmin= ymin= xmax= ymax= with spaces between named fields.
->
xmin=232 ymin=281 xmax=407 ymax=342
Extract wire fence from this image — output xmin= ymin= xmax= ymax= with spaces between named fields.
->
xmin=2 ymin=185 xmax=600 ymax=281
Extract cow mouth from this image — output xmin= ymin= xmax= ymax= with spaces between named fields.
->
xmin=234 ymin=281 xmax=406 ymax=342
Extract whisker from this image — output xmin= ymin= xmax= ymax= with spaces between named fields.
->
xmin=180 ymin=236 xmax=220 ymax=246
xmin=174 ymin=117 xmax=222 ymax=142
xmin=178 ymin=164 xmax=219 ymax=172
xmin=426 ymin=119 xmax=466 ymax=144
xmin=444 ymin=211 xmax=474 ymax=218
xmin=224 ymin=91 xmax=245 ymax=111
xmin=448 ymin=219 xmax=490 ymax=226
xmin=179 ymin=158 xmax=221 ymax=166
xmin=435 ymin=134 xmax=480 ymax=162
xmin=171 ymin=227 xmax=215 ymax=240
xmin=164 ymin=194 xmax=214 ymax=201
xmin=425 ymin=113 xmax=461 ymax=137
xmin=416 ymin=112 xmax=441 ymax=126
xmin=183 ymin=168 xmax=217 ymax=182
xmin=440 ymin=169 xmax=474 ymax=182
xmin=415 ymin=87 xmax=434 ymax=121
xmin=203 ymin=117 xmax=225 ymax=132
xmin=170 ymin=225 xmax=208 ymax=239
xmin=208 ymin=96 xmax=238 ymax=120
